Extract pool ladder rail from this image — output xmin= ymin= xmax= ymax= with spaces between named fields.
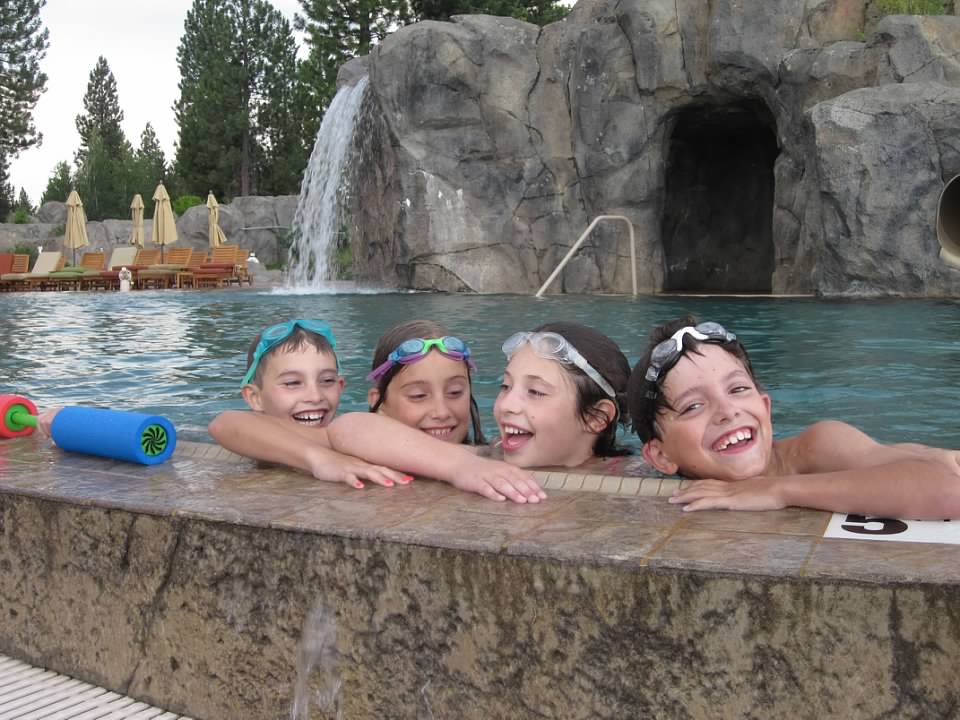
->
xmin=0 ymin=654 xmax=193 ymax=719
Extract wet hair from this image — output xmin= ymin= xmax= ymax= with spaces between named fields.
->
xmin=245 ymin=327 xmax=337 ymax=387
xmin=531 ymin=321 xmax=632 ymax=456
xmin=627 ymin=315 xmax=760 ymax=443
xmin=369 ymin=319 xmax=486 ymax=445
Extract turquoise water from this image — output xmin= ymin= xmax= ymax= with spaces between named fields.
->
xmin=1 ymin=289 xmax=959 ymax=449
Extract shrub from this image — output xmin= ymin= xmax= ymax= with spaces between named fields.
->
xmin=51 ymin=223 xmax=65 ymax=237
xmin=875 ymin=0 xmax=944 ymax=14
xmin=12 ymin=208 xmax=30 ymax=224
xmin=172 ymin=194 xmax=203 ymax=217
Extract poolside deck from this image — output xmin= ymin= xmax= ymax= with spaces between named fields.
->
xmin=0 ymin=435 xmax=957 ymax=718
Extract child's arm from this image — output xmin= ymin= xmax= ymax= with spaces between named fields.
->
xmin=326 ymin=412 xmax=547 ymax=504
xmin=207 ymin=411 xmax=408 ymax=489
xmin=670 ymin=421 xmax=960 ymax=518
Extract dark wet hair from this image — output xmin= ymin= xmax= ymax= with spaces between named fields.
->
xmin=627 ymin=315 xmax=760 ymax=443
xmin=369 ymin=319 xmax=485 ymax=445
xmin=245 ymin=327 xmax=337 ymax=387
xmin=532 ymin=321 xmax=632 ymax=457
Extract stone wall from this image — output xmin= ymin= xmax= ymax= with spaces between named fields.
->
xmin=345 ymin=2 xmax=960 ymax=295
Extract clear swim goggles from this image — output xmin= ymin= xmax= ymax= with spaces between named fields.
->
xmin=367 ymin=336 xmax=476 ymax=382
xmin=502 ymin=331 xmax=616 ymax=398
xmin=241 ymin=319 xmax=337 ymax=386
xmin=644 ymin=322 xmax=737 ymax=383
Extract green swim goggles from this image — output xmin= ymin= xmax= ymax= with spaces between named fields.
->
xmin=241 ymin=319 xmax=337 ymax=386
xmin=367 ymin=336 xmax=476 ymax=381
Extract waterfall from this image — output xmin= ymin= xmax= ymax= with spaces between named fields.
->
xmin=286 ymin=76 xmax=369 ymax=290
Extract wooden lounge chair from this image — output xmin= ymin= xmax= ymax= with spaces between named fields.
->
xmin=175 ymin=249 xmax=208 ymax=289
xmin=138 ymin=247 xmax=193 ymax=289
xmin=47 ymin=251 xmax=106 ymax=290
xmin=89 ymin=247 xmax=141 ymax=290
xmin=97 ymin=248 xmax=160 ymax=290
xmin=192 ymin=245 xmax=245 ymax=288
xmin=8 ymin=251 xmax=65 ymax=291
xmin=0 ymin=254 xmax=29 ymax=292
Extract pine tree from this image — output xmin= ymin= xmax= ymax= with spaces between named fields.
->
xmin=16 ymin=187 xmax=31 ymax=213
xmin=412 ymin=0 xmax=568 ymax=24
xmin=40 ymin=160 xmax=73 ymax=205
xmin=0 ymin=157 xmax=14 ymax=221
xmin=175 ymin=0 xmax=305 ymax=198
xmin=74 ymin=129 xmax=133 ymax=221
xmin=0 ymin=0 xmax=49 ymax=160
xmin=130 ymin=122 xmax=167 ymax=214
xmin=75 ymin=56 xmax=128 ymax=161
xmin=295 ymin=0 xmax=412 ymax=143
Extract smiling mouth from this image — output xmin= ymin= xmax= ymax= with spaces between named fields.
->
xmin=712 ymin=428 xmax=754 ymax=452
xmin=422 ymin=427 xmax=456 ymax=440
xmin=292 ymin=410 xmax=327 ymax=426
xmin=501 ymin=424 xmax=533 ymax=452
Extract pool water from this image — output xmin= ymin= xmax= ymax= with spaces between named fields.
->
xmin=2 ymin=290 xmax=959 ymax=450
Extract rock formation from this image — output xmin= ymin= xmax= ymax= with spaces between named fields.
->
xmin=345 ymin=2 xmax=960 ymax=295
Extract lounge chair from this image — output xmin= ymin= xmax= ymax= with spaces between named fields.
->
xmin=138 ymin=247 xmax=194 ymax=289
xmin=0 ymin=254 xmax=29 ymax=292
xmin=192 ymin=245 xmax=245 ymax=288
xmin=47 ymin=251 xmax=107 ymax=290
xmin=5 ymin=251 xmax=65 ymax=291
xmin=174 ymin=249 xmax=208 ymax=289
xmin=97 ymin=248 xmax=160 ymax=290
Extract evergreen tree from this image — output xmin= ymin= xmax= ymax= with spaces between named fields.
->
xmin=40 ymin=160 xmax=73 ymax=204
xmin=0 ymin=157 xmax=14 ymax=221
xmin=131 ymin=123 xmax=167 ymax=214
xmin=16 ymin=187 xmax=32 ymax=213
xmin=295 ymin=0 xmax=411 ymax=142
xmin=0 ymin=0 xmax=49 ymax=160
xmin=413 ymin=0 xmax=568 ymax=24
xmin=75 ymin=56 xmax=128 ymax=161
xmin=175 ymin=0 xmax=304 ymax=198
xmin=74 ymin=129 xmax=133 ymax=221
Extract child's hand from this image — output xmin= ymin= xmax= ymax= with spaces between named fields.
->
xmin=450 ymin=456 xmax=547 ymax=503
xmin=305 ymin=447 xmax=412 ymax=490
xmin=668 ymin=477 xmax=786 ymax=512
xmin=37 ymin=407 xmax=63 ymax=442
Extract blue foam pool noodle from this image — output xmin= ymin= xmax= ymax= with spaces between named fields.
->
xmin=50 ymin=407 xmax=176 ymax=465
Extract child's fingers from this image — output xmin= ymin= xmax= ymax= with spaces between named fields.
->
xmin=476 ymin=483 xmax=507 ymax=502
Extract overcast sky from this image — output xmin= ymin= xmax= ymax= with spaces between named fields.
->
xmin=9 ymin=0 xmax=305 ymax=205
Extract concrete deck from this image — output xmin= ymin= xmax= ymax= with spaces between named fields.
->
xmin=1 ymin=435 xmax=958 ymax=719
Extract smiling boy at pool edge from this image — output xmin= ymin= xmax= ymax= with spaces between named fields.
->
xmin=209 ymin=319 xmax=545 ymax=503
xmin=628 ymin=316 xmax=960 ymax=519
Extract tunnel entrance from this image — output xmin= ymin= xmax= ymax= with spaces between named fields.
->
xmin=662 ymin=101 xmax=779 ymax=293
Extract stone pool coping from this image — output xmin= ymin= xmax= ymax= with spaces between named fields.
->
xmin=2 ymin=436 xmax=960 ymax=718
xmin=0 ymin=435 xmax=956 ymax=586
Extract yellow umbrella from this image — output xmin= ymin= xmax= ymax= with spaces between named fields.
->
xmin=129 ymin=194 xmax=145 ymax=247
xmin=64 ymin=190 xmax=90 ymax=266
xmin=151 ymin=183 xmax=178 ymax=262
xmin=206 ymin=191 xmax=227 ymax=248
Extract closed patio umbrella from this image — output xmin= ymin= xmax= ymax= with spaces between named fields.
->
xmin=129 ymin=193 xmax=145 ymax=248
xmin=64 ymin=190 xmax=90 ymax=266
xmin=206 ymin=191 xmax=227 ymax=248
xmin=151 ymin=183 xmax=177 ymax=262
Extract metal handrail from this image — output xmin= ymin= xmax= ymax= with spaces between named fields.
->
xmin=534 ymin=215 xmax=637 ymax=297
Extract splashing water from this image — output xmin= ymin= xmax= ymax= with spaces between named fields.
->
xmin=290 ymin=602 xmax=341 ymax=720
xmin=287 ymin=76 xmax=369 ymax=290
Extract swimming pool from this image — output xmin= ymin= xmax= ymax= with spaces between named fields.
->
xmin=2 ymin=290 xmax=959 ymax=450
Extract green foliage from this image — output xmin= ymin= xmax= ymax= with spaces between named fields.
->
xmin=12 ymin=208 xmax=29 ymax=224
xmin=0 ymin=0 xmax=49 ymax=160
xmin=875 ymin=0 xmax=944 ymax=13
xmin=75 ymin=56 xmax=128 ymax=162
xmin=129 ymin=123 xmax=168 ymax=216
xmin=40 ymin=161 xmax=73 ymax=204
xmin=0 ymin=156 xmax=13 ymax=222
xmin=50 ymin=223 xmax=64 ymax=236
xmin=412 ymin=0 xmax=569 ymax=24
xmin=296 ymin=0 xmax=412 ymax=143
xmin=74 ymin=129 xmax=134 ymax=221
xmin=174 ymin=0 xmax=306 ymax=198
xmin=12 ymin=241 xmax=37 ymax=265
xmin=334 ymin=243 xmax=353 ymax=280
xmin=172 ymin=194 xmax=203 ymax=217
xmin=16 ymin=187 xmax=32 ymax=214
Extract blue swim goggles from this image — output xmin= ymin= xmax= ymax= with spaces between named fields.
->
xmin=241 ymin=319 xmax=337 ymax=386
xmin=367 ymin=336 xmax=476 ymax=382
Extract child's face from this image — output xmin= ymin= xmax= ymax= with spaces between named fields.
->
xmin=368 ymin=351 xmax=471 ymax=443
xmin=642 ymin=344 xmax=773 ymax=480
xmin=241 ymin=347 xmax=343 ymax=427
xmin=494 ymin=346 xmax=598 ymax=468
